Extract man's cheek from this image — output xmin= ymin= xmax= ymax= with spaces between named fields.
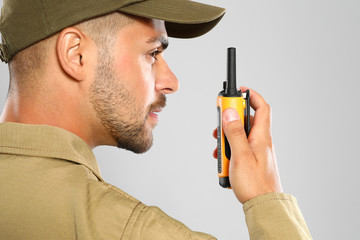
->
xmin=139 ymin=62 xmax=156 ymax=103
xmin=143 ymin=77 xmax=156 ymax=107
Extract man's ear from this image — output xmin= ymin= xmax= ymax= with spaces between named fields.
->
xmin=56 ymin=27 xmax=89 ymax=81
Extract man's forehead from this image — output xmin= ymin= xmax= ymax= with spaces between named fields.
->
xmin=140 ymin=17 xmax=167 ymax=36
xmin=145 ymin=18 xmax=168 ymax=42
xmin=123 ymin=16 xmax=168 ymax=44
xmin=151 ymin=18 xmax=166 ymax=32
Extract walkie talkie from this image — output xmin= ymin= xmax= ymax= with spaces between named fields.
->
xmin=217 ymin=47 xmax=250 ymax=188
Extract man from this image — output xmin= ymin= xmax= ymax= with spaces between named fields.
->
xmin=0 ymin=0 xmax=312 ymax=239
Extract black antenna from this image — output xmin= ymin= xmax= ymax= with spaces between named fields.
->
xmin=226 ymin=47 xmax=237 ymax=96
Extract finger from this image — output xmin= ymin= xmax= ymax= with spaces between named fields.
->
xmin=239 ymin=87 xmax=266 ymax=110
xmin=250 ymin=115 xmax=254 ymax=128
xmin=212 ymin=128 xmax=217 ymax=139
xmin=239 ymin=86 xmax=271 ymax=137
xmin=213 ymin=148 xmax=217 ymax=159
xmin=222 ymin=108 xmax=252 ymax=160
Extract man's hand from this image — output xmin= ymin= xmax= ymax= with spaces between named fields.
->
xmin=213 ymin=87 xmax=283 ymax=204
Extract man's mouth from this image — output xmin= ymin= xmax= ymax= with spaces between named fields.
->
xmin=148 ymin=108 xmax=162 ymax=121
xmin=147 ymin=94 xmax=166 ymax=122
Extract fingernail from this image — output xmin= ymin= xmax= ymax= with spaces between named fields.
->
xmin=223 ymin=108 xmax=240 ymax=122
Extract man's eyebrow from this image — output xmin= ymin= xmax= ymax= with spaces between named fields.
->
xmin=146 ymin=35 xmax=169 ymax=50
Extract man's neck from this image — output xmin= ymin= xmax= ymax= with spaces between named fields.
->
xmin=0 ymin=92 xmax=108 ymax=149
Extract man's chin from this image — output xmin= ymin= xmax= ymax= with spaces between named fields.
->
xmin=116 ymin=133 xmax=153 ymax=154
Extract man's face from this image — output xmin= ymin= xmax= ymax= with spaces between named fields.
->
xmin=89 ymin=17 xmax=178 ymax=153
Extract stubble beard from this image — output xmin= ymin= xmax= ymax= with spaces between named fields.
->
xmin=89 ymin=48 xmax=166 ymax=153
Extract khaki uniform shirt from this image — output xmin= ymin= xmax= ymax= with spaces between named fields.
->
xmin=0 ymin=123 xmax=312 ymax=239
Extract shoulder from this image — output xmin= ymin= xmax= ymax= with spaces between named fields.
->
xmin=84 ymin=182 xmax=216 ymax=240
xmin=75 ymin=179 xmax=146 ymax=239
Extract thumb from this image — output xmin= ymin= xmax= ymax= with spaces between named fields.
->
xmin=222 ymin=108 xmax=251 ymax=159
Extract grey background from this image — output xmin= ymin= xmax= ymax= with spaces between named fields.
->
xmin=1 ymin=0 xmax=359 ymax=239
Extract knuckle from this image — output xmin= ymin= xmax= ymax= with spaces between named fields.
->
xmin=250 ymin=137 xmax=273 ymax=150
xmin=264 ymin=103 xmax=271 ymax=113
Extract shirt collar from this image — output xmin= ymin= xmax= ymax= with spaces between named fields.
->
xmin=0 ymin=122 xmax=103 ymax=181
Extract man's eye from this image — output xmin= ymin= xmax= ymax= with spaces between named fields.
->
xmin=150 ymin=50 xmax=161 ymax=60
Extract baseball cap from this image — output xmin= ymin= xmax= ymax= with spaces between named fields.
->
xmin=0 ymin=0 xmax=226 ymax=63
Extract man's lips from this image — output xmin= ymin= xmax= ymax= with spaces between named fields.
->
xmin=147 ymin=94 xmax=166 ymax=122
xmin=148 ymin=108 xmax=162 ymax=120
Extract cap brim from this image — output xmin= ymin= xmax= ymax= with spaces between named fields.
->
xmin=119 ymin=0 xmax=226 ymax=38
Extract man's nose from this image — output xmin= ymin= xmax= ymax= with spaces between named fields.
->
xmin=155 ymin=57 xmax=179 ymax=94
